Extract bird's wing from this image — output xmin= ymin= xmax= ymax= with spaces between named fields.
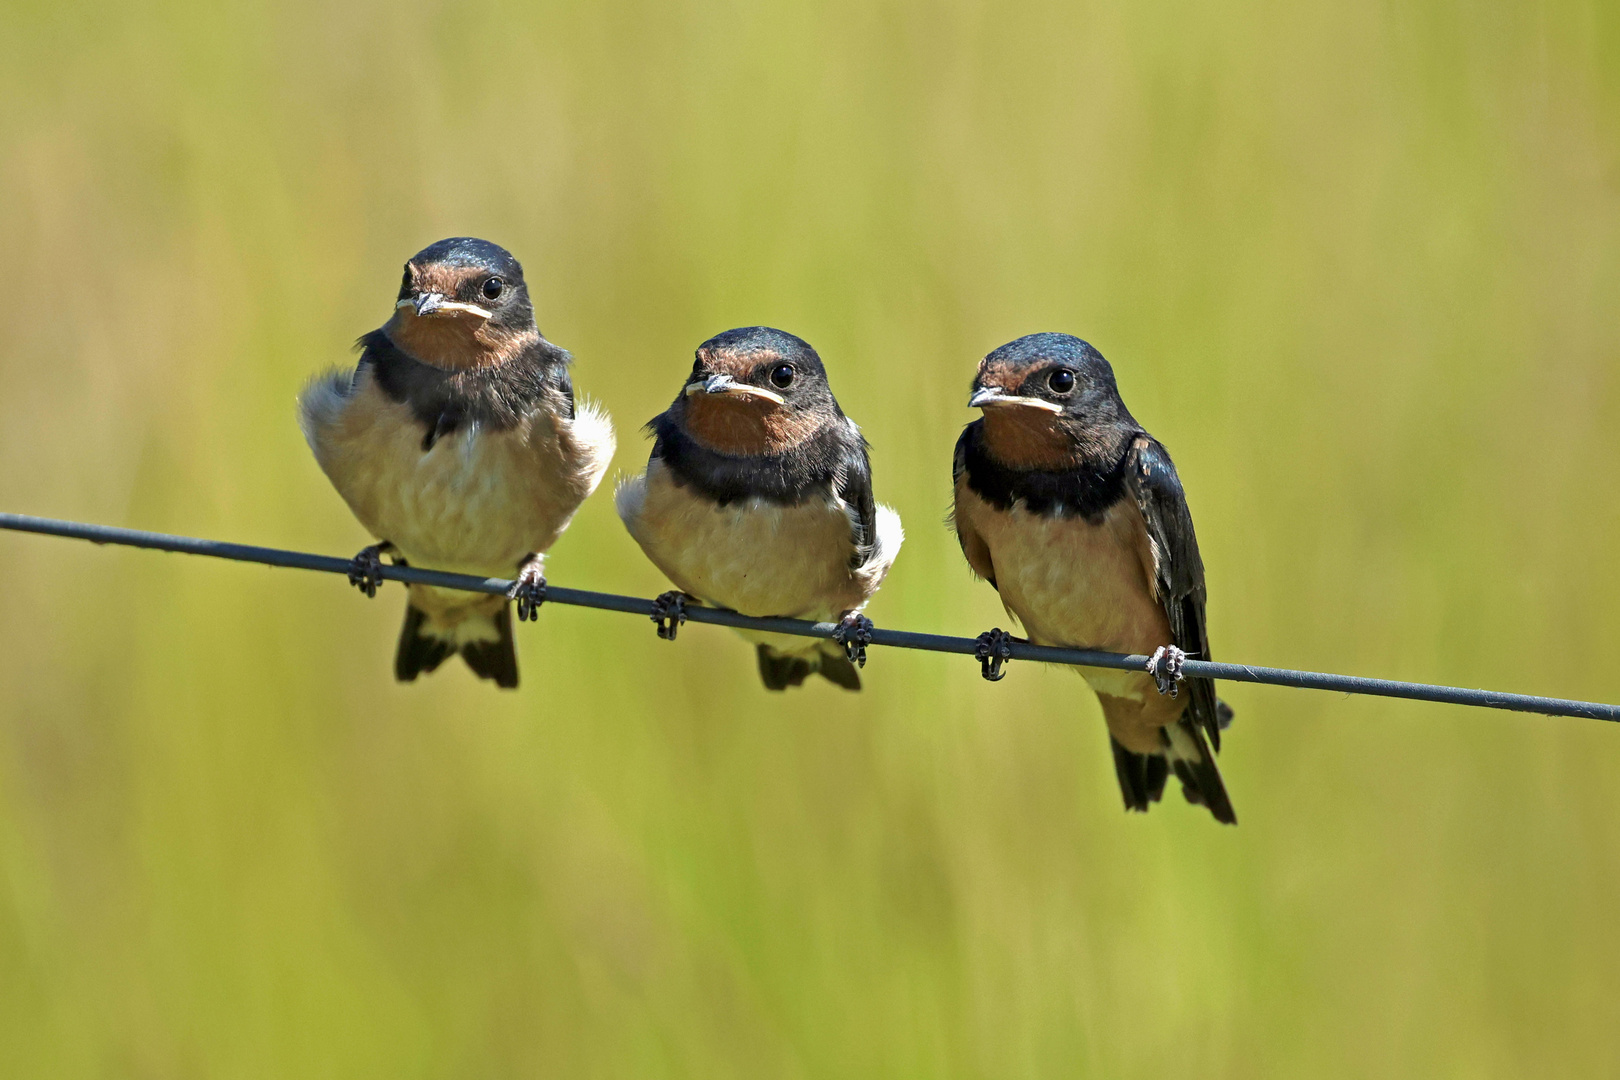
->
xmin=835 ymin=420 xmax=880 ymax=571
xmin=949 ymin=425 xmax=997 ymax=588
xmin=551 ymin=364 xmax=577 ymax=420
xmin=1123 ymin=434 xmax=1221 ymax=750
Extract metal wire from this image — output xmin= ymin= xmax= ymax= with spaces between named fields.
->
xmin=3 ymin=511 xmax=1616 ymax=723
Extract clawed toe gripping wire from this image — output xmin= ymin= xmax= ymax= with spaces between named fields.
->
xmin=347 ymin=544 xmax=390 ymax=598
xmin=651 ymin=591 xmax=688 ymax=641
xmin=3 ymin=513 xmax=1617 ymax=724
xmin=835 ymin=614 xmax=874 ymax=667
xmin=975 ymin=628 xmax=1016 ymax=682
xmin=1147 ymin=644 xmax=1186 ymax=697
xmin=509 ymin=569 xmax=548 ymax=623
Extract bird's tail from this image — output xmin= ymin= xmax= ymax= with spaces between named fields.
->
xmin=1110 ymin=709 xmax=1236 ymax=824
xmin=755 ymin=643 xmax=862 ymax=691
xmin=395 ymin=595 xmax=518 ymax=689
xmin=1109 ymin=737 xmax=1172 ymax=811
xmin=1163 ymin=713 xmax=1236 ymax=823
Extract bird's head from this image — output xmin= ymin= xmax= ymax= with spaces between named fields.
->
xmin=968 ymin=333 xmax=1134 ymax=468
xmin=385 ymin=237 xmax=540 ymax=370
xmin=673 ymin=327 xmax=841 ymax=455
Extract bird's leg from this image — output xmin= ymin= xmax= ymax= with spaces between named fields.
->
xmin=507 ymin=553 xmax=547 ymax=623
xmin=347 ymin=541 xmax=397 ymax=598
xmin=833 ymin=612 xmax=875 ymax=667
xmin=1147 ymin=644 xmax=1186 ymax=696
xmin=650 ymin=591 xmax=691 ymax=641
xmin=974 ymin=627 xmax=1017 ymax=682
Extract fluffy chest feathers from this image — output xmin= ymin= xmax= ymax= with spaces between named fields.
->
xmin=617 ymin=459 xmax=867 ymax=620
xmin=301 ymin=371 xmax=614 ymax=575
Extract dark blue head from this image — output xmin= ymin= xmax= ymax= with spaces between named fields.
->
xmin=970 ymin=333 xmax=1132 ymax=425
xmin=690 ymin=327 xmax=827 ymax=387
xmin=675 ymin=327 xmax=843 ymax=453
xmin=968 ymin=333 xmax=1137 ymax=467
xmin=383 ymin=238 xmax=550 ymax=370
xmin=395 ymin=237 xmax=535 ymax=333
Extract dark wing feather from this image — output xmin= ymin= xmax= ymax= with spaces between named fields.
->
xmin=551 ymin=363 xmax=577 ymax=420
xmin=834 ymin=424 xmax=879 ymax=571
xmin=1123 ymin=435 xmax=1222 ymax=751
xmin=950 ymin=425 xmax=997 ymax=588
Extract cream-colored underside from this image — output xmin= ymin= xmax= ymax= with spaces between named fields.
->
xmin=299 ymin=367 xmax=615 ymax=628
xmin=953 ymin=478 xmax=1183 ymax=752
xmin=616 ymin=459 xmax=902 ymax=657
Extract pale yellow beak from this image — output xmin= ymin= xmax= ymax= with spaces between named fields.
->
xmin=969 ymin=386 xmax=1063 ymax=413
xmin=396 ymin=294 xmax=493 ymax=320
xmin=684 ymin=373 xmax=787 ymax=405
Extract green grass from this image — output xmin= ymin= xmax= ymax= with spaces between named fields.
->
xmin=1 ymin=0 xmax=1617 ymax=1075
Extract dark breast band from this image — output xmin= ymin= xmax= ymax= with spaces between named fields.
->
xmin=956 ymin=420 xmax=1134 ymax=523
xmin=358 ymin=328 xmax=574 ymax=451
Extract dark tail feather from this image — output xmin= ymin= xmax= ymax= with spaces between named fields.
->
xmin=815 ymin=648 xmax=862 ymax=691
xmin=460 ymin=605 xmax=519 ymax=689
xmin=395 ymin=602 xmax=518 ymax=688
xmin=757 ymin=645 xmax=813 ymax=690
xmin=755 ymin=645 xmax=863 ymax=691
xmin=395 ymin=604 xmax=455 ymax=682
xmin=1110 ymin=736 xmax=1171 ymax=812
xmin=1169 ymin=716 xmax=1237 ymax=824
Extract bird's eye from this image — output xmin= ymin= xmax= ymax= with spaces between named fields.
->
xmin=482 ymin=277 xmax=504 ymax=301
xmin=770 ymin=364 xmax=795 ymax=389
xmin=1047 ymin=368 xmax=1076 ymax=394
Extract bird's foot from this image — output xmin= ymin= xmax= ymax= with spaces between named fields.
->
xmin=651 ymin=591 xmax=690 ymax=641
xmin=508 ymin=556 xmax=547 ymax=622
xmin=833 ymin=612 xmax=875 ymax=668
xmin=347 ymin=542 xmax=394 ymax=598
xmin=974 ymin=628 xmax=1016 ymax=682
xmin=1147 ymin=645 xmax=1186 ymax=696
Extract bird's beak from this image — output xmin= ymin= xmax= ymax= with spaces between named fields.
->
xmin=684 ymin=373 xmax=787 ymax=405
xmin=969 ymin=386 xmax=1063 ymax=413
xmin=396 ymin=293 xmax=493 ymax=320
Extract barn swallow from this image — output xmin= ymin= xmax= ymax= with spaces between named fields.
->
xmin=615 ymin=327 xmax=903 ymax=690
xmin=298 ymin=237 xmax=615 ymax=688
xmin=951 ymin=333 xmax=1235 ymax=822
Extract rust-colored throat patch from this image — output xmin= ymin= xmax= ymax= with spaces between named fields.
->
xmin=978 ymin=407 xmax=1083 ymax=470
xmin=682 ymin=392 xmax=821 ymax=456
xmin=387 ymin=305 xmax=538 ymax=371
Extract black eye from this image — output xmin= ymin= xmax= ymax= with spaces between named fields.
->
xmin=770 ymin=364 xmax=795 ymax=389
xmin=482 ymin=277 xmax=504 ymax=301
xmin=1047 ymin=368 xmax=1076 ymax=394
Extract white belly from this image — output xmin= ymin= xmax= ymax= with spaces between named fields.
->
xmin=955 ymin=480 xmax=1186 ymax=748
xmin=957 ymin=484 xmax=1169 ymax=654
xmin=305 ymin=377 xmax=611 ymax=578
xmin=617 ymin=460 xmax=869 ymax=621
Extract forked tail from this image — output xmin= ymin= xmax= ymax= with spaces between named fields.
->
xmin=1110 ymin=707 xmax=1236 ymax=824
xmin=396 ymin=601 xmax=518 ymax=689
xmin=755 ymin=643 xmax=862 ymax=691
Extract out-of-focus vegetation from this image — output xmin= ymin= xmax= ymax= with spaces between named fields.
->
xmin=1 ymin=0 xmax=1617 ymax=1075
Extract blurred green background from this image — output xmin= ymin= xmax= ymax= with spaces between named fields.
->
xmin=1 ymin=0 xmax=1617 ymax=1075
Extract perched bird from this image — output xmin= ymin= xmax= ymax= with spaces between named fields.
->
xmin=951 ymin=333 xmax=1235 ymax=822
xmin=299 ymin=237 xmax=615 ymax=687
xmin=616 ymin=327 xmax=903 ymax=690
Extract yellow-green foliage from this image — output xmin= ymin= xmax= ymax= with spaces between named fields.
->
xmin=1 ymin=1 xmax=1617 ymax=1075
